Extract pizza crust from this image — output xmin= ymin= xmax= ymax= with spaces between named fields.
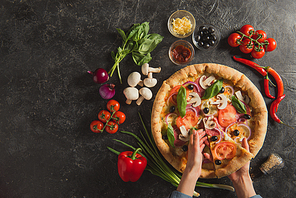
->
xmin=151 ymin=63 xmax=268 ymax=178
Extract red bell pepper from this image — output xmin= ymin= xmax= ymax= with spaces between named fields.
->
xmin=118 ymin=148 xmax=147 ymax=182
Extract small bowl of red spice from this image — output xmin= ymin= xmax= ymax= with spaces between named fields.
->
xmin=169 ymin=40 xmax=195 ymax=66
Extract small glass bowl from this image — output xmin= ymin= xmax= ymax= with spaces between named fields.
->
xmin=168 ymin=10 xmax=196 ymax=38
xmin=168 ymin=40 xmax=195 ymax=66
xmin=192 ymin=24 xmax=220 ymax=50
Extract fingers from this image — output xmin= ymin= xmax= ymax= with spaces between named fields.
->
xmin=203 ymin=152 xmax=213 ymax=162
xmin=242 ymin=138 xmax=249 ymax=152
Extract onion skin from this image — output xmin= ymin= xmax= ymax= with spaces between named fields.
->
xmin=99 ymin=84 xmax=115 ymax=99
xmin=88 ymin=68 xmax=109 ymax=84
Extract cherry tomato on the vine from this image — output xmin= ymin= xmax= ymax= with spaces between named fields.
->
xmin=265 ymin=38 xmax=277 ymax=52
xmin=240 ymin=24 xmax=255 ymax=36
xmin=251 ymin=46 xmax=265 ymax=59
xmin=105 ymin=121 xmax=119 ymax=134
xmin=252 ymin=30 xmax=267 ymax=43
xmin=228 ymin=33 xmax=242 ymax=47
xmin=239 ymin=38 xmax=254 ymax=54
xmin=90 ymin=120 xmax=104 ymax=133
xmin=98 ymin=110 xmax=111 ymax=123
xmin=107 ymin=99 xmax=120 ymax=112
xmin=112 ymin=111 xmax=126 ymax=124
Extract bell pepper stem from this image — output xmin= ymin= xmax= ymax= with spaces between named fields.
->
xmin=131 ymin=148 xmax=142 ymax=160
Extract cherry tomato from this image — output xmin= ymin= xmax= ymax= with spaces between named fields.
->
xmin=90 ymin=120 xmax=104 ymax=133
xmin=252 ymin=30 xmax=267 ymax=43
xmin=176 ymin=110 xmax=199 ymax=130
xmin=112 ymin=111 xmax=126 ymax=124
xmin=105 ymin=121 xmax=118 ymax=134
xmin=240 ymin=24 xmax=255 ymax=36
xmin=228 ymin=33 xmax=242 ymax=47
xmin=251 ymin=46 xmax=265 ymax=59
xmin=168 ymin=85 xmax=190 ymax=105
xmin=214 ymin=142 xmax=237 ymax=160
xmin=264 ymin=38 xmax=277 ymax=52
xmin=98 ymin=110 xmax=111 ymax=123
xmin=107 ymin=99 xmax=120 ymax=112
xmin=239 ymin=38 xmax=254 ymax=54
xmin=218 ymin=104 xmax=238 ymax=128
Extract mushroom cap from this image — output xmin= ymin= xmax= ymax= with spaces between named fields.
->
xmin=123 ymin=87 xmax=139 ymax=100
xmin=141 ymin=63 xmax=149 ymax=75
xmin=139 ymin=87 xmax=152 ymax=100
xmin=143 ymin=78 xmax=157 ymax=87
xmin=127 ymin=72 xmax=142 ymax=87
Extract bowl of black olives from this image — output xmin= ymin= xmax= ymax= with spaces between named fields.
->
xmin=192 ymin=24 xmax=220 ymax=50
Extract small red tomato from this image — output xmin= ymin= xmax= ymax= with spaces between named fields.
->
xmin=252 ymin=30 xmax=267 ymax=43
xmin=98 ymin=110 xmax=111 ymax=123
xmin=107 ymin=99 xmax=120 ymax=112
xmin=239 ymin=38 xmax=254 ymax=54
xmin=228 ymin=33 xmax=242 ymax=47
xmin=251 ymin=46 xmax=265 ymax=59
xmin=105 ymin=121 xmax=119 ymax=134
xmin=265 ymin=38 xmax=277 ymax=52
xmin=90 ymin=120 xmax=104 ymax=133
xmin=112 ymin=111 xmax=126 ymax=124
xmin=240 ymin=24 xmax=255 ymax=36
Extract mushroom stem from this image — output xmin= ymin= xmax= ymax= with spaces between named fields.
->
xmin=136 ymin=96 xmax=145 ymax=105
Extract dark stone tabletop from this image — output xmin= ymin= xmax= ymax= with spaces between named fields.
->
xmin=1 ymin=0 xmax=295 ymax=197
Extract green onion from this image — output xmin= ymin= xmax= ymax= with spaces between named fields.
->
xmin=107 ymin=113 xmax=234 ymax=196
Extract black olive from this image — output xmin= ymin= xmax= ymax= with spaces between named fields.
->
xmin=203 ymin=43 xmax=210 ymax=49
xmin=169 ymin=106 xmax=175 ymax=113
xmin=182 ymin=145 xmax=188 ymax=152
xmin=208 ymin=27 xmax=215 ymax=33
xmin=233 ymin=129 xmax=240 ymax=136
xmin=211 ymin=35 xmax=217 ymax=41
xmin=209 ymin=40 xmax=215 ymax=46
xmin=219 ymin=87 xmax=225 ymax=93
xmin=187 ymin=84 xmax=194 ymax=90
xmin=162 ymin=135 xmax=168 ymax=140
xmin=203 ymin=107 xmax=210 ymax=114
xmin=211 ymin=136 xmax=218 ymax=141
xmin=195 ymin=34 xmax=201 ymax=42
xmin=244 ymin=114 xmax=251 ymax=119
xmin=215 ymin=160 xmax=222 ymax=165
xmin=199 ymin=26 xmax=206 ymax=31
xmin=198 ymin=41 xmax=204 ymax=47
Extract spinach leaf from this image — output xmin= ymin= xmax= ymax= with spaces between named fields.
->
xmin=202 ymin=79 xmax=223 ymax=99
xmin=167 ymin=124 xmax=175 ymax=148
xmin=231 ymin=95 xmax=247 ymax=114
xmin=177 ymin=86 xmax=187 ymax=117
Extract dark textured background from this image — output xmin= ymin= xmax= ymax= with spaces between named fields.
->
xmin=0 ymin=0 xmax=296 ymax=197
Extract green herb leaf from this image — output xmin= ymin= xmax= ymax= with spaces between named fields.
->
xmin=231 ymin=95 xmax=247 ymax=114
xmin=138 ymin=34 xmax=164 ymax=54
xmin=177 ymin=86 xmax=187 ymax=117
xmin=116 ymin=28 xmax=126 ymax=41
xmin=167 ymin=124 xmax=175 ymax=148
xmin=132 ymin=52 xmax=152 ymax=66
xmin=202 ymin=79 xmax=223 ymax=99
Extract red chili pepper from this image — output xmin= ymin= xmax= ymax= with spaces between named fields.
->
xmin=266 ymin=67 xmax=284 ymax=98
xmin=269 ymin=94 xmax=286 ymax=123
xmin=233 ymin=56 xmax=267 ymax=76
xmin=264 ymin=76 xmax=275 ymax=99
xmin=117 ymin=148 xmax=147 ymax=182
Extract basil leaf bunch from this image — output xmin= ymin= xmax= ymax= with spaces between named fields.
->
xmin=177 ymin=86 xmax=187 ymax=117
xmin=231 ymin=95 xmax=247 ymax=114
xmin=109 ymin=22 xmax=164 ymax=83
xmin=167 ymin=124 xmax=175 ymax=148
xmin=202 ymin=79 xmax=223 ymax=99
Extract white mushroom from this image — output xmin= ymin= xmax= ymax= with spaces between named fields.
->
xmin=211 ymin=94 xmax=227 ymax=109
xmin=123 ymin=87 xmax=139 ymax=104
xmin=143 ymin=72 xmax=157 ymax=87
xmin=235 ymin=90 xmax=250 ymax=104
xmin=187 ymin=92 xmax=201 ymax=107
xmin=136 ymin=87 xmax=153 ymax=105
xmin=127 ymin=72 xmax=143 ymax=87
xmin=199 ymin=75 xmax=216 ymax=89
xmin=179 ymin=126 xmax=190 ymax=141
xmin=203 ymin=116 xmax=216 ymax=129
xmin=141 ymin=63 xmax=161 ymax=76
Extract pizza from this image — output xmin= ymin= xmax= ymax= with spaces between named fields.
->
xmin=151 ymin=63 xmax=268 ymax=178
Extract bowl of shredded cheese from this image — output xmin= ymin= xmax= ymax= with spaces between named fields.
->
xmin=168 ymin=10 xmax=196 ymax=38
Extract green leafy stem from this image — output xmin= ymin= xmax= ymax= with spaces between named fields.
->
xmin=236 ymin=31 xmax=269 ymax=52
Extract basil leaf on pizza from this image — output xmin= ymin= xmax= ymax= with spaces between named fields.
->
xmin=231 ymin=95 xmax=247 ymax=114
xmin=177 ymin=86 xmax=187 ymax=117
xmin=202 ymin=79 xmax=223 ymax=99
xmin=167 ymin=124 xmax=175 ymax=148
xmin=151 ymin=64 xmax=267 ymax=179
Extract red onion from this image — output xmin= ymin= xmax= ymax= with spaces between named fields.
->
xmin=88 ymin=68 xmax=109 ymax=84
xmin=99 ymin=84 xmax=115 ymax=99
xmin=165 ymin=113 xmax=177 ymax=125
xmin=183 ymin=81 xmax=201 ymax=93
